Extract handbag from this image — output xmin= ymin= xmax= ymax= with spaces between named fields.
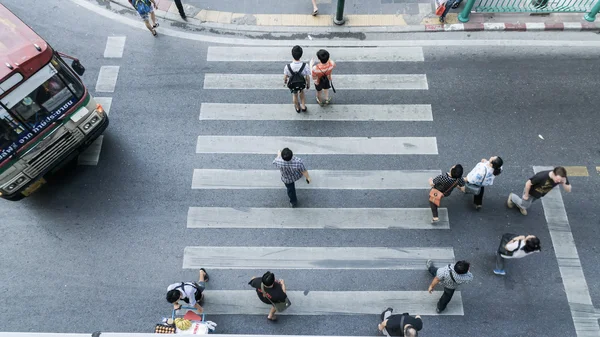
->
xmin=464 ymin=167 xmax=487 ymax=195
xmin=261 ymin=283 xmax=292 ymax=312
xmin=429 ymin=178 xmax=458 ymax=207
xmin=435 ymin=3 xmax=446 ymax=16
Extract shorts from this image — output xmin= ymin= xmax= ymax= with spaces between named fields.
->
xmin=137 ymin=7 xmax=154 ymax=21
xmin=315 ymin=80 xmax=331 ymax=91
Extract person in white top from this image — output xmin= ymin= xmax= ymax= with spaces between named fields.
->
xmin=494 ymin=234 xmax=541 ymax=276
xmin=166 ymin=268 xmax=209 ymax=312
xmin=463 ymin=156 xmax=503 ymax=210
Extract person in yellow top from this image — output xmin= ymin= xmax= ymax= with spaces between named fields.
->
xmin=310 ymin=49 xmax=336 ymax=106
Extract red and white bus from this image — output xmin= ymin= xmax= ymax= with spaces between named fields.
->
xmin=0 ymin=4 xmax=109 ymax=200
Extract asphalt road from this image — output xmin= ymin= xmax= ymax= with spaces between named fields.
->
xmin=1 ymin=0 xmax=599 ymax=336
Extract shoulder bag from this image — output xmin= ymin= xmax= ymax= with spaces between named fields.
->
xmin=429 ymin=177 xmax=458 ymax=207
xmin=464 ymin=166 xmax=487 ymax=195
xmin=261 ymin=282 xmax=292 ymax=312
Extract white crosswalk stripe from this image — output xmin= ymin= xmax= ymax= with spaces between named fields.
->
xmin=183 ymin=246 xmax=455 ymax=270
xmin=199 ymin=103 xmax=433 ymax=121
xmin=192 ymin=169 xmax=439 ymax=189
xmin=204 ymin=74 xmax=429 ymax=90
xmin=184 ymin=290 xmax=463 ymax=316
xmin=196 ymin=136 xmax=438 ymax=155
xmin=95 ymin=66 xmax=120 ymax=92
xmin=207 ymin=46 xmax=425 ymax=62
xmin=187 ymin=207 xmax=450 ymax=229
xmin=103 ymin=36 xmax=126 ymax=58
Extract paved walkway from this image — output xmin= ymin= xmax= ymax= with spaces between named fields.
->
xmin=115 ymin=0 xmax=600 ymax=31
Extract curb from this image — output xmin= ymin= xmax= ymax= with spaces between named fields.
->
xmin=110 ymin=0 xmax=600 ymax=33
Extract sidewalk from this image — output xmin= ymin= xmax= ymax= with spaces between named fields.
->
xmin=116 ymin=0 xmax=600 ymax=32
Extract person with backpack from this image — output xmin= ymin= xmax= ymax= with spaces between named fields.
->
xmin=248 ymin=271 xmax=290 ymax=321
xmin=166 ymin=268 xmax=209 ymax=312
xmin=283 ymin=45 xmax=311 ymax=113
xmin=310 ymin=49 xmax=336 ymax=106
xmin=462 ymin=156 xmax=503 ymax=210
xmin=128 ymin=0 xmax=159 ymax=36
xmin=494 ymin=234 xmax=541 ymax=275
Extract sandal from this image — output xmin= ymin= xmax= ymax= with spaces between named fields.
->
xmin=153 ymin=22 xmax=160 ymax=28
xmin=295 ymin=105 xmax=301 ymax=113
xmin=325 ymin=97 xmax=332 ymax=105
xmin=152 ymin=29 xmax=157 ymax=36
xmin=301 ymin=106 xmax=307 ymax=112
xmin=267 ymin=315 xmax=278 ymax=321
xmin=431 ymin=217 xmax=440 ymax=223
xmin=316 ymin=97 xmax=324 ymax=107
xmin=312 ymin=9 xmax=318 ymax=16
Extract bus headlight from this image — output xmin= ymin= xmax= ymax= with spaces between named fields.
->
xmin=2 ymin=174 xmax=29 ymax=193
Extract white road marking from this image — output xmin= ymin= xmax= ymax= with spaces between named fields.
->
xmin=183 ymin=246 xmax=455 ymax=269
xmin=203 ymin=74 xmax=429 ymax=90
xmin=534 ymin=166 xmax=600 ymax=337
xmin=95 ymin=66 xmax=120 ymax=93
xmin=199 ymin=103 xmax=433 ymax=121
xmin=207 ymin=46 xmax=425 ymax=62
xmin=187 ymin=207 xmax=450 ymax=229
xmin=191 ymin=169 xmax=440 ymax=189
xmin=195 ymin=136 xmax=438 ymax=155
xmin=103 ymin=36 xmax=126 ymax=58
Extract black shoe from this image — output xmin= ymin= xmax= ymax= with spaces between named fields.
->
xmin=200 ymin=268 xmax=209 ymax=282
xmin=180 ymin=14 xmax=188 ymax=21
xmin=380 ymin=307 xmax=393 ymax=321
xmin=290 ymin=202 xmax=297 ymax=208
xmin=439 ymin=17 xmax=445 ymax=23
xmin=436 ymin=307 xmax=443 ymax=314
xmin=451 ymin=2 xmax=460 ymax=8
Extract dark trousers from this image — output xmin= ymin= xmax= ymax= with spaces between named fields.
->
xmin=428 ymin=264 xmax=456 ymax=311
xmin=285 ymin=182 xmax=297 ymax=205
xmin=474 ymin=186 xmax=485 ymax=206
xmin=429 ymin=201 xmax=439 ymax=218
xmin=173 ymin=0 xmax=186 ymax=17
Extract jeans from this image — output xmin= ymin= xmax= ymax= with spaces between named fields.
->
xmin=474 ymin=186 xmax=485 ymax=206
xmin=429 ymin=201 xmax=439 ymax=218
xmin=428 ymin=264 xmax=455 ymax=311
xmin=495 ymin=252 xmax=505 ymax=271
xmin=510 ymin=189 xmax=538 ymax=210
xmin=285 ymin=182 xmax=297 ymax=205
xmin=441 ymin=0 xmax=457 ymax=18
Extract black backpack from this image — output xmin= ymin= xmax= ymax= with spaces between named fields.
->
xmin=287 ymin=63 xmax=307 ymax=92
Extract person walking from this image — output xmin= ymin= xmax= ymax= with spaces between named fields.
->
xmin=494 ymin=234 xmax=541 ymax=275
xmin=507 ymin=166 xmax=571 ymax=215
xmin=378 ymin=308 xmax=423 ymax=336
xmin=310 ymin=49 xmax=336 ymax=106
xmin=311 ymin=0 xmax=319 ymax=15
xmin=273 ymin=148 xmax=311 ymax=207
xmin=426 ymin=260 xmax=472 ymax=313
xmin=438 ymin=0 xmax=459 ymax=23
xmin=166 ymin=268 xmax=209 ymax=312
xmin=128 ymin=0 xmax=159 ymax=36
xmin=248 ymin=271 xmax=290 ymax=321
xmin=428 ymin=164 xmax=465 ymax=223
xmin=463 ymin=156 xmax=503 ymax=210
xmin=173 ymin=0 xmax=187 ymax=20
xmin=284 ymin=45 xmax=311 ymax=113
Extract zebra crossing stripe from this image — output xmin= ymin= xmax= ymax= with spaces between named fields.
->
xmin=203 ymin=74 xmax=428 ymax=90
xmin=199 ymin=103 xmax=433 ymax=121
xmin=195 ymin=136 xmax=438 ymax=155
xmin=95 ymin=66 xmax=120 ymax=92
xmin=183 ymin=246 xmax=454 ymax=269
xmin=187 ymin=207 xmax=450 ymax=229
xmin=207 ymin=46 xmax=425 ymax=62
xmin=103 ymin=36 xmax=126 ymax=58
xmin=191 ymin=169 xmax=440 ymax=190
xmin=187 ymin=290 xmax=463 ymax=316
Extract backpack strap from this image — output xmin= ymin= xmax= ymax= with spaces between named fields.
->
xmin=508 ymin=240 xmax=523 ymax=253
xmin=287 ymin=63 xmax=298 ymax=75
xmin=447 ymin=264 xmax=457 ymax=283
xmin=298 ymin=62 xmax=306 ymax=74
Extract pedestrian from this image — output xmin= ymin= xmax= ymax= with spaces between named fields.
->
xmin=284 ymin=45 xmax=311 ymax=113
xmin=310 ymin=49 xmax=336 ymax=106
xmin=428 ymin=164 xmax=465 ymax=223
xmin=426 ymin=260 xmax=472 ymax=313
xmin=494 ymin=234 xmax=541 ymax=275
xmin=166 ymin=268 xmax=209 ymax=312
xmin=378 ymin=308 xmax=423 ymax=336
xmin=248 ymin=271 xmax=291 ymax=321
xmin=273 ymin=148 xmax=311 ymax=207
xmin=507 ymin=166 xmax=571 ymax=215
xmin=438 ymin=0 xmax=458 ymax=23
xmin=311 ymin=0 xmax=318 ymax=15
xmin=463 ymin=156 xmax=503 ymax=210
xmin=173 ymin=0 xmax=187 ymax=20
xmin=128 ymin=0 xmax=159 ymax=36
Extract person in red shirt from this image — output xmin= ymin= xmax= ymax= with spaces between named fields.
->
xmin=310 ymin=49 xmax=336 ymax=106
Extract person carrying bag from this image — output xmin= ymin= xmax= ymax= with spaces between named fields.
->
xmin=428 ymin=164 xmax=465 ymax=223
xmin=249 ymin=271 xmax=291 ymax=321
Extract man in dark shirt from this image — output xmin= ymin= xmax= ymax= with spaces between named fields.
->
xmin=378 ymin=307 xmax=423 ymax=336
xmin=248 ymin=271 xmax=288 ymax=321
xmin=508 ymin=166 xmax=571 ymax=215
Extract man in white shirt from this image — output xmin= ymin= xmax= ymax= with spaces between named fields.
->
xmin=166 ymin=268 xmax=209 ymax=312
xmin=494 ymin=234 xmax=541 ymax=275
xmin=283 ymin=45 xmax=311 ymax=113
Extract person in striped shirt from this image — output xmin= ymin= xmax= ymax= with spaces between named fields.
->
xmin=310 ymin=49 xmax=336 ymax=106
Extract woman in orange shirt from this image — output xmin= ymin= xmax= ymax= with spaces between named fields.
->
xmin=310 ymin=49 xmax=336 ymax=106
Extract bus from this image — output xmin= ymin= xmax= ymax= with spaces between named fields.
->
xmin=0 ymin=4 xmax=109 ymax=200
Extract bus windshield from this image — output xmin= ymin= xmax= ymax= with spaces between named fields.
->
xmin=1 ymin=55 xmax=84 ymax=132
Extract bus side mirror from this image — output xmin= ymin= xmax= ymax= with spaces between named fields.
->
xmin=71 ymin=60 xmax=85 ymax=76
